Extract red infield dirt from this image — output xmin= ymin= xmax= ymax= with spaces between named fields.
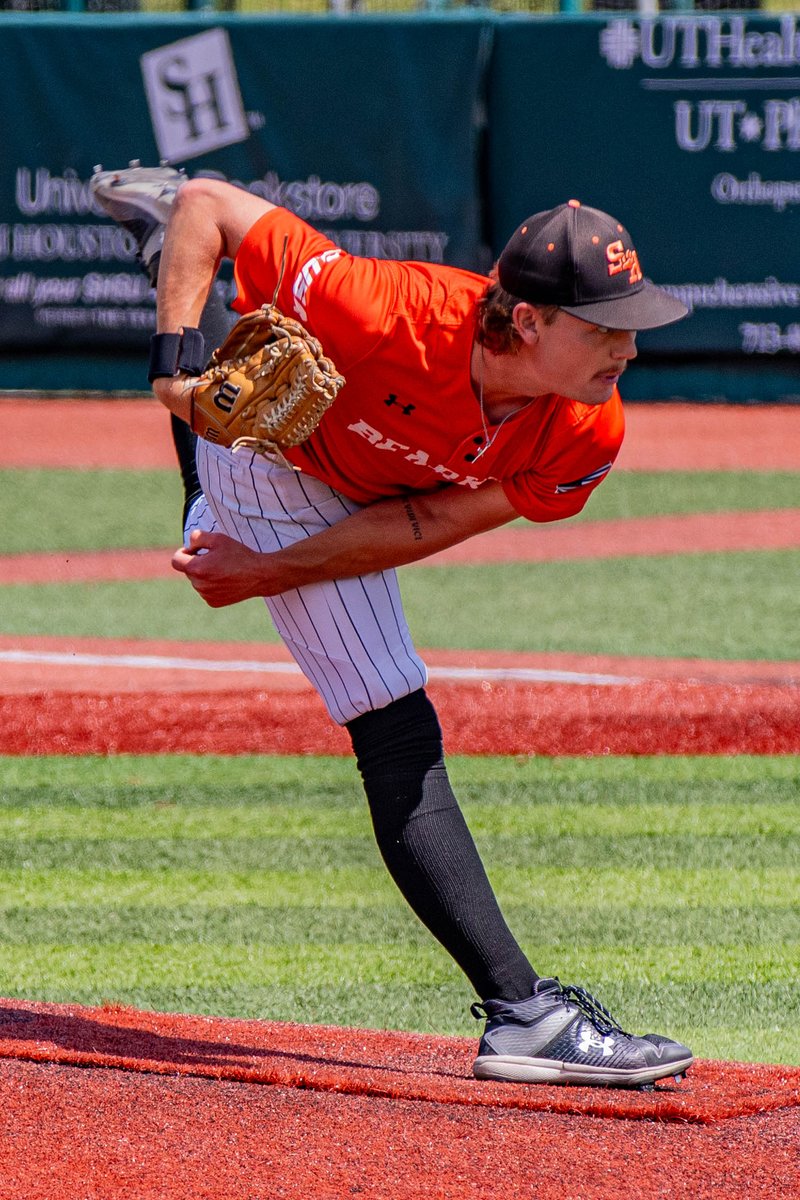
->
xmin=1 ymin=397 xmax=799 ymax=1197
xmin=0 ymin=1002 xmax=798 ymax=1198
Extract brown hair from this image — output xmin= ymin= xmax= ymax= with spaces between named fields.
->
xmin=475 ymin=268 xmax=559 ymax=356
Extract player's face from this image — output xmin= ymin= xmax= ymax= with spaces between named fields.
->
xmin=526 ymin=309 xmax=638 ymax=406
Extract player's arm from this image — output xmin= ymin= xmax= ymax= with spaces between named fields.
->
xmin=151 ymin=178 xmax=275 ymax=424
xmin=172 ymin=481 xmax=518 ymax=607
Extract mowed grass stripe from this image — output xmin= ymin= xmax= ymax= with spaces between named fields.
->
xmin=2 ymin=798 xmax=797 ymax=836
xmin=2 ymin=469 xmax=798 ymax=555
xmin=3 ymin=753 xmax=798 ymax=801
xmin=2 ymin=867 xmax=797 ymax=909
xmin=1 ymin=946 xmax=795 ymax=1063
xmin=1 ymin=942 xmax=795 ymax=988
xmin=568 ymin=470 xmax=800 ymax=521
xmin=400 ymin=551 xmax=800 ymax=659
xmin=0 ymin=550 xmax=798 ymax=658
xmin=4 ymin=753 xmax=798 ymax=789
xmin=3 ymin=759 xmax=797 ymax=872
xmin=0 ymin=468 xmax=183 ymax=555
xmin=0 ymin=903 xmax=796 ymax=947
xmin=0 ymin=835 xmax=795 ymax=870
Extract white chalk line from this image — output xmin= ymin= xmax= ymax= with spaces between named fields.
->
xmin=0 ymin=649 xmax=640 ymax=687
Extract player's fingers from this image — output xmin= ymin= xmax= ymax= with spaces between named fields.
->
xmin=171 ymin=546 xmax=195 ymax=574
xmin=186 ymin=527 xmax=217 ymax=551
xmin=172 ymin=533 xmax=214 ymax=571
xmin=172 ymin=531 xmax=228 ymax=576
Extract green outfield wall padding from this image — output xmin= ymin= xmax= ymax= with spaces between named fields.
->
xmin=1 ymin=12 xmax=799 ymax=401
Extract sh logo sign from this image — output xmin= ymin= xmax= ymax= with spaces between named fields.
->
xmin=141 ymin=29 xmax=249 ymax=163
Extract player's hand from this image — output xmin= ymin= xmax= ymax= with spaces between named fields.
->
xmin=171 ymin=529 xmax=271 ymax=607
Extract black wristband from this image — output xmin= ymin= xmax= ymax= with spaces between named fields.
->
xmin=148 ymin=328 xmax=206 ymax=382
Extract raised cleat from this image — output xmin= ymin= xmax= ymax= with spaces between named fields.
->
xmin=90 ymin=163 xmax=186 ymax=285
xmin=472 ymin=978 xmax=694 ymax=1090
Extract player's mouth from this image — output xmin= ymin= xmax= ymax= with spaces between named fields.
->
xmin=597 ymin=365 xmax=626 ymax=385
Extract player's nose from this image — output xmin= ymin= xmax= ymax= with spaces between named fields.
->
xmin=611 ymin=330 xmax=638 ymax=361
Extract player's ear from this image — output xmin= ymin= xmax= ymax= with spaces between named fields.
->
xmin=511 ymin=302 xmax=541 ymax=345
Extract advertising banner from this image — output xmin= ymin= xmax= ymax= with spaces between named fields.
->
xmin=0 ymin=16 xmax=489 ymax=389
xmin=3 ymin=13 xmax=800 ymax=398
xmin=489 ymin=14 xmax=800 ymax=379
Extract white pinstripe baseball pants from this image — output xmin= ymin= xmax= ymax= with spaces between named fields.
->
xmin=186 ymin=439 xmax=428 ymax=724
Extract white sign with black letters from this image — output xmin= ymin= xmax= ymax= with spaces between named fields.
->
xmin=141 ymin=28 xmax=250 ymax=163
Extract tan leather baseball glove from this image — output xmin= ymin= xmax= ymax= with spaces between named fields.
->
xmin=187 ymin=305 xmax=345 ymax=458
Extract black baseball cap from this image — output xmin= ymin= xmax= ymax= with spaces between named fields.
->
xmin=497 ymin=200 xmax=688 ymax=331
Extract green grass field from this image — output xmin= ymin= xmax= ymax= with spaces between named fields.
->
xmin=1 ymin=464 xmax=798 ymax=1065
xmin=0 ymin=754 xmax=797 ymax=1065
xmin=2 ymin=467 xmax=798 ymax=554
xmin=1 ymin=468 xmax=799 ymax=659
xmin=0 ymin=552 xmax=796 ymax=660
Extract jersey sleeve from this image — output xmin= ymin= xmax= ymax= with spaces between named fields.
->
xmin=232 ymin=207 xmax=391 ymax=371
xmin=502 ymin=394 xmax=625 ymax=523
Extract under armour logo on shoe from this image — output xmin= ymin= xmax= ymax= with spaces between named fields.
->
xmin=578 ymin=1028 xmax=615 ymax=1057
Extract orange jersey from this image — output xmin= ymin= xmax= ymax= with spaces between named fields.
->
xmin=233 ymin=208 xmax=624 ymax=521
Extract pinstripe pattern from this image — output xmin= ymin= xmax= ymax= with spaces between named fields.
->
xmin=189 ymin=440 xmax=427 ymax=724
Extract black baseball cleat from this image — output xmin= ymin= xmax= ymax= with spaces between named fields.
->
xmin=90 ymin=161 xmax=186 ymax=286
xmin=472 ymin=978 xmax=693 ymax=1090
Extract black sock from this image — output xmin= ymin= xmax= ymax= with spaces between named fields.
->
xmin=346 ymin=689 xmax=538 ymax=1002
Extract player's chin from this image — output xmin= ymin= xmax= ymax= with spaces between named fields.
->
xmin=577 ymin=385 xmax=616 ymax=407
xmin=581 ymin=371 xmax=622 ymax=406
